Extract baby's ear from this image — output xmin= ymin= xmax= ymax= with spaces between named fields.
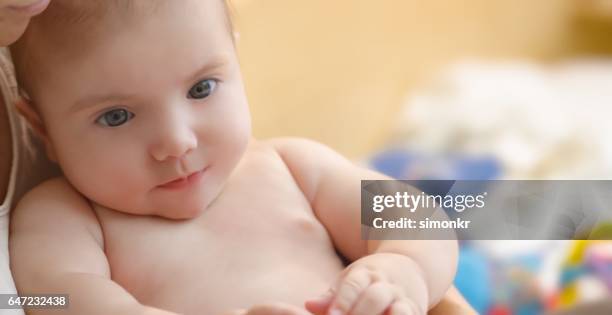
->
xmin=14 ymin=94 xmax=46 ymax=138
xmin=14 ymin=93 xmax=57 ymax=162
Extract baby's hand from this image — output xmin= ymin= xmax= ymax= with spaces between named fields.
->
xmin=222 ymin=302 xmax=313 ymax=315
xmin=305 ymin=255 xmax=427 ymax=315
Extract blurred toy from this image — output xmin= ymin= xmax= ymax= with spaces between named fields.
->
xmin=553 ymin=224 xmax=612 ymax=310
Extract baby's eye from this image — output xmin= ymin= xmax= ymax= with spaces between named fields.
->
xmin=188 ymin=79 xmax=217 ymax=99
xmin=96 ymin=108 xmax=134 ymax=127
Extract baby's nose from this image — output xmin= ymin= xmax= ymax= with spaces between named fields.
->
xmin=149 ymin=125 xmax=198 ymax=162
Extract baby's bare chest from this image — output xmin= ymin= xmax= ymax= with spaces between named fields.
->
xmin=93 ymin=151 xmax=344 ymax=314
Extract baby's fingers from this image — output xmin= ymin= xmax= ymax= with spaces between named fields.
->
xmin=350 ymin=282 xmax=397 ymax=315
xmin=329 ymin=266 xmax=380 ymax=314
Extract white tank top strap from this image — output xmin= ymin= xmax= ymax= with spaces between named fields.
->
xmin=0 ymin=48 xmax=19 ymax=216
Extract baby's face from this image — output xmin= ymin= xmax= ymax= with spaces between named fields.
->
xmin=31 ymin=0 xmax=251 ymax=219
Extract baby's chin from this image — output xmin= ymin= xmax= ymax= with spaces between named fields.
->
xmin=156 ymin=199 xmax=212 ymax=220
xmin=131 ymin=194 xmax=212 ymax=220
xmin=90 ymin=188 xmax=215 ymax=219
xmin=109 ymin=200 xmax=209 ymax=220
xmin=154 ymin=185 xmax=224 ymax=219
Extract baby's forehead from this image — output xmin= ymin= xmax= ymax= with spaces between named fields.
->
xmin=26 ymin=0 xmax=232 ymax=45
xmin=42 ymin=0 xmax=164 ymax=24
xmin=10 ymin=0 xmax=233 ymax=103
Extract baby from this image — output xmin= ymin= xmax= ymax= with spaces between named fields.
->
xmin=8 ymin=1 xmax=458 ymax=314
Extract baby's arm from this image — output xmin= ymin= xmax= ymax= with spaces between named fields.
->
xmin=272 ymin=138 xmax=458 ymax=315
xmin=10 ymin=178 xmax=177 ymax=315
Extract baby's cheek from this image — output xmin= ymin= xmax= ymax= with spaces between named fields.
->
xmin=69 ymin=152 xmax=146 ymax=205
xmin=223 ymin=109 xmax=251 ymax=150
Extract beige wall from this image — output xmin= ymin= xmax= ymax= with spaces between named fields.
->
xmin=232 ymin=0 xmax=583 ymax=158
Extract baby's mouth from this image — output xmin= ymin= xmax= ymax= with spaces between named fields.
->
xmin=158 ymin=167 xmax=207 ymax=190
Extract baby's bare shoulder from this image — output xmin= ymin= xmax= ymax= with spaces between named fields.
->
xmin=243 ymin=138 xmax=325 ymax=165
xmin=262 ymin=137 xmax=355 ymax=200
xmin=264 ymin=137 xmax=345 ymax=163
xmin=264 ymin=136 xmax=328 ymax=150
xmin=11 ymin=176 xmax=102 ymax=244
xmin=10 ymin=177 xmax=110 ymax=291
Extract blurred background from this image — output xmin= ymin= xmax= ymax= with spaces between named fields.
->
xmin=231 ymin=1 xmax=612 ymax=314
